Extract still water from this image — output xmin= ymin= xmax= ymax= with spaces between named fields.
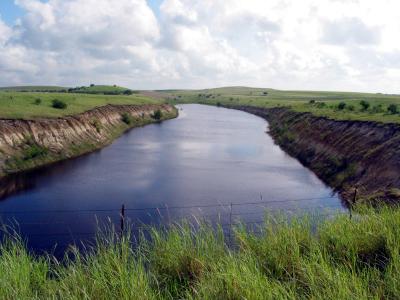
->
xmin=0 ymin=104 xmax=344 ymax=253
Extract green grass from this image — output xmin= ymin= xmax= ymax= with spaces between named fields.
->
xmin=1 ymin=206 xmax=400 ymax=299
xmin=165 ymin=86 xmax=400 ymax=123
xmin=68 ymin=85 xmax=136 ymax=95
xmin=0 ymin=86 xmax=68 ymax=92
xmin=0 ymin=92 xmax=160 ymax=119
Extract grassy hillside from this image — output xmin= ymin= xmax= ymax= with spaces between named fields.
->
xmin=0 ymin=206 xmax=399 ymax=299
xmin=165 ymin=87 xmax=400 ymax=123
xmin=0 ymin=86 xmax=68 ymax=92
xmin=0 ymin=92 xmax=159 ymax=119
xmin=68 ymin=85 xmax=136 ymax=95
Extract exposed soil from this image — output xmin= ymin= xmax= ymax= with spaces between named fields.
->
xmin=0 ymin=104 xmax=177 ymax=178
xmin=233 ymin=105 xmax=400 ymax=204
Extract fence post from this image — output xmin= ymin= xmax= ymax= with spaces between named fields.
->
xmin=349 ymin=187 xmax=357 ymax=220
xmin=229 ymin=203 xmax=233 ymax=245
xmin=120 ymin=204 xmax=125 ymax=236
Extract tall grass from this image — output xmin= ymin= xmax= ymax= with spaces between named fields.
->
xmin=1 ymin=206 xmax=400 ymax=299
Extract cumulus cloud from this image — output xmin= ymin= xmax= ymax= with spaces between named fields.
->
xmin=321 ymin=18 xmax=380 ymax=46
xmin=0 ymin=0 xmax=400 ymax=92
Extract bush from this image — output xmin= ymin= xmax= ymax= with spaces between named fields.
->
xmin=347 ymin=105 xmax=355 ymax=111
xmin=337 ymin=102 xmax=346 ymax=110
xmin=387 ymin=104 xmax=398 ymax=115
xmin=360 ymin=100 xmax=370 ymax=111
xmin=316 ymin=102 xmax=326 ymax=109
xmin=121 ymin=113 xmax=133 ymax=125
xmin=372 ymin=104 xmax=384 ymax=113
xmin=52 ymin=99 xmax=67 ymax=109
xmin=34 ymin=98 xmax=42 ymax=105
xmin=123 ymin=89 xmax=133 ymax=95
xmin=216 ymin=102 xmax=222 ymax=107
xmin=23 ymin=144 xmax=48 ymax=160
xmin=152 ymin=109 xmax=162 ymax=120
xmin=309 ymin=100 xmax=316 ymax=104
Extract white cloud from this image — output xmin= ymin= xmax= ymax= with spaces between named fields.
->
xmin=0 ymin=0 xmax=400 ymax=92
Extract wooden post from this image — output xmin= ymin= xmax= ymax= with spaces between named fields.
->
xmin=120 ymin=204 xmax=125 ymax=235
xmin=350 ymin=187 xmax=357 ymax=219
xmin=229 ymin=203 xmax=233 ymax=245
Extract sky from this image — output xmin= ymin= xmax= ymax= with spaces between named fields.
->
xmin=0 ymin=0 xmax=400 ymax=93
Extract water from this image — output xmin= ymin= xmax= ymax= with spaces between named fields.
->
xmin=0 ymin=104 xmax=344 ymax=254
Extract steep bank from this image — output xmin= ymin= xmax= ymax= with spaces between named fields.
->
xmin=234 ymin=106 xmax=400 ymax=204
xmin=0 ymin=104 xmax=177 ymax=178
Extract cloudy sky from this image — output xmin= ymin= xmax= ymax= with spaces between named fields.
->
xmin=0 ymin=0 xmax=400 ymax=92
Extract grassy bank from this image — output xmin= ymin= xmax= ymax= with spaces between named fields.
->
xmin=1 ymin=206 xmax=399 ymax=299
xmin=166 ymin=87 xmax=400 ymax=123
xmin=0 ymin=91 xmax=159 ymax=119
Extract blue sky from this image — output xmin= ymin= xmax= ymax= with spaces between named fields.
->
xmin=0 ymin=0 xmax=162 ymax=25
xmin=0 ymin=0 xmax=24 ymax=25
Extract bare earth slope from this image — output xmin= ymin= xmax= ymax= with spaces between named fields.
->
xmin=235 ymin=106 xmax=400 ymax=204
xmin=0 ymin=104 xmax=177 ymax=178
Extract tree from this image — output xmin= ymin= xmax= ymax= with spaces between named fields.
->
xmin=360 ymin=100 xmax=370 ymax=111
xmin=337 ymin=102 xmax=346 ymax=110
xmin=123 ymin=89 xmax=133 ymax=95
xmin=387 ymin=104 xmax=398 ymax=114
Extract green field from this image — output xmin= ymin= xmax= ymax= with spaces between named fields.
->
xmin=165 ymin=87 xmax=400 ymax=123
xmin=0 ymin=86 xmax=68 ymax=92
xmin=1 ymin=206 xmax=399 ymax=299
xmin=0 ymin=92 xmax=159 ymax=119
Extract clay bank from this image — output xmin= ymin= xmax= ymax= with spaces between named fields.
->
xmin=233 ymin=105 xmax=400 ymax=204
xmin=0 ymin=104 xmax=178 ymax=178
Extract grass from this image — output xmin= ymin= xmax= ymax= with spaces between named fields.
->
xmin=68 ymin=85 xmax=136 ymax=95
xmin=0 ymin=92 xmax=160 ymax=119
xmin=1 ymin=206 xmax=400 ymax=299
xmin=165 ymin=87 xmax=400 ymax=123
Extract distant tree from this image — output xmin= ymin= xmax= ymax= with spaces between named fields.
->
xmin=309 ymin=100 xmax=316 ymax=104
xmin=263 ymin=91 xmax=268 ymax=95
xmin=90 ymin=84 xmax=95 ymax=87
xmin=388 ymin=104 xmax=399 ymax=114
xmin=113 ymin=84 xmax=117 ymax=87
xmin=52 ymin=99 xmax=67 ymax=109
xmin=123 ymin=89 xmax=133 ymax=95
xmin=337 ymin=102 xmax=346 ymax=110
xmin=360 ymin=100 xmax=370 ymax=111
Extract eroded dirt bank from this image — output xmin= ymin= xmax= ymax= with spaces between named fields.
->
xmin=234 ymin=106 xmax=400 ymax=204
xmin=0 ymin=104 xmax=177 ymax=178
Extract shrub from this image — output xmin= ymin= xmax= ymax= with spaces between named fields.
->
xmin=337 ymin=102 xmax=346 ymax=110
xmin=347 ymin=105 xmax=355 ymax=111
xmin=372 ymin=104 xmax=384 ymax=113
xmin=309 ymin=100 xmax=316 ymax=104
xmin=152 ymin=109 xmax=162 ymax=120
xmin=121 ymin=113 xmax=133 ymax=125
xmin=123 ymin=89 xmax=133 ymax=95
xmin=34 ymin=98 xmax=42 ymax=105
xmin=387 ymin=104 xmax=398 ymax=115
xmin=52 ymin=99 xmax=67 ymax=109
xmin=360 ymin=100 xmax=370 ymax=111
xmin=23 ymin=144 xmax=48 ymax=160
xmin=216 ymin=102 xmax=222 ymax=107
xmin=316 ymin=102 xmax=326 ymax=109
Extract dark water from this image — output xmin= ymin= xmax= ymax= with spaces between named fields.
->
xmin=0 ymin=104 xmax=344 ymax=254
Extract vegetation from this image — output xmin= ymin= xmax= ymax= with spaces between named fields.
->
xmin=67 ymin=85 xmax=137 ymax=95
xmin=164 ymin=87 xmax=400 ymax=123
xmin=152 ymin=109 xmax=163 ymax=120
xmin=121 ymin=113 xmax=134 ymax=125
xmin=0 ymin=92 xmax=158 ymax=119
xmin=0 ymin=206 xmax=400 ymax=299
xmin=52 ymin=99 xmax=67 ymax=109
